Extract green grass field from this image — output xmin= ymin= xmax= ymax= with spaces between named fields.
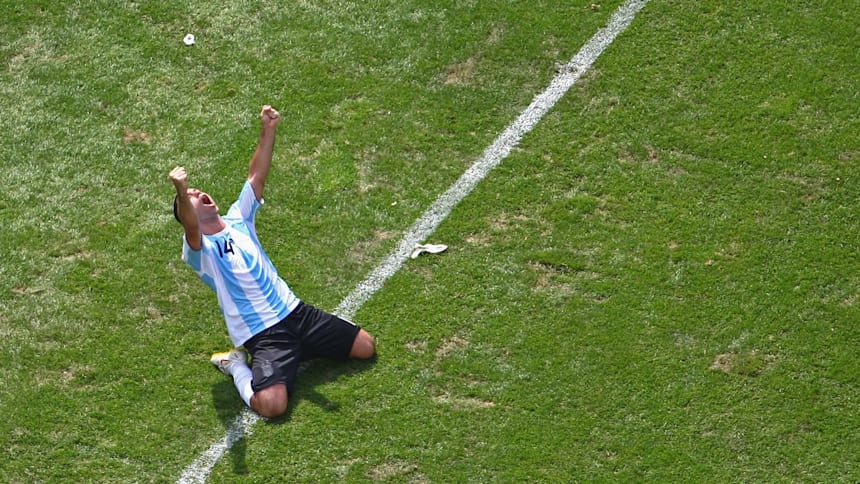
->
xmin=2 ymin=0 xmax=858 ymax=481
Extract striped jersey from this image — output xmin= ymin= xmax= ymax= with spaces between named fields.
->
xmin=182 ymin=181 xmax=300 ymax=347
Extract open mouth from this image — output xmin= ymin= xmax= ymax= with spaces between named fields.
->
xmin=200 ymin=193 xmax=214 ymax=206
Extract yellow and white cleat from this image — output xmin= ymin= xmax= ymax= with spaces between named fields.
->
xmin=210 ymin=348 xmax=248 ymax=376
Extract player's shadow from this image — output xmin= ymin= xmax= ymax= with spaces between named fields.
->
xmin=275 ymin=355 xmax=377 ymax=419
xmin=210 ymin=355 xmax=377 ymax=474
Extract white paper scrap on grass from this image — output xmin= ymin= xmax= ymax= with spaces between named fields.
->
xmin=177 ymin=1 xmax=649 ymax=481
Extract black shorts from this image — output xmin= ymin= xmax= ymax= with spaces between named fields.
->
xmin=243 ymin=302 xmax=361 ymax=395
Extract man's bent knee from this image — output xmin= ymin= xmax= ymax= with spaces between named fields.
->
xmin=349 ymin=329 xmax=375 ymax=360
xmin=251 ymin=384 xmax=288 ymax=418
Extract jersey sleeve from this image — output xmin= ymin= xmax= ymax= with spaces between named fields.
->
xmin=226 ymin=180 xmax=263 ymax=224
xmin=181 ymin=235 xmax=216 ymax=291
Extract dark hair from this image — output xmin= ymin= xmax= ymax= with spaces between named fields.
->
xmin=173 ymin=195 xmax=181 ymax=223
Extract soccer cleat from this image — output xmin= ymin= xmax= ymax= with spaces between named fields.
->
xmin=210 ymin=348 xmax=248 ymax=376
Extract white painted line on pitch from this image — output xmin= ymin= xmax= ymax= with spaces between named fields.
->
xmin=336 ymin=0 xmax=649 ymax=320
xmin=177 ymin=1 xmax=648 ymax=481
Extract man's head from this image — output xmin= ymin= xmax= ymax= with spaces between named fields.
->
xmin=172 ymin=188 xmax=220 ymax=225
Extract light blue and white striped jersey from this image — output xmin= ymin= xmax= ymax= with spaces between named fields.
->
xmin=182 ymin=181 xmax=300 ymax=347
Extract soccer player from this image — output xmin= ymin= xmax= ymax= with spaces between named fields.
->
xmin=169 ymin=105 xmax=375 ymax=418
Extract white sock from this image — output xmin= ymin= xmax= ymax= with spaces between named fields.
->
xmin=230 ymin=362 xmax=255 ymax=408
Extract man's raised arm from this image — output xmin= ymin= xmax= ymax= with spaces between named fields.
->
xmin=169 ymin=166 xmax=202 ymax=250
xmin=247 ymin=105 xmax=281 ymax=201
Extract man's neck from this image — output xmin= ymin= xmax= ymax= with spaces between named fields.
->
xmin=200 ymin=216 xmax=227 ymax=235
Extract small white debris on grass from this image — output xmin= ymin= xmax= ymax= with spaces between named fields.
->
xmin=410 ymin=243 xmax=448 ymax=259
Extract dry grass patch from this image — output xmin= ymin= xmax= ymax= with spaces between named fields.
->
xmin=435 ymin=335 xmax=469 ymax=359
xmin=443 ymin=26 xmax=504 ymax=86
xmin=710 ymin=350 xmax=774 ymax=377
xmin=433 ymin=392 xmax=495 ymax=409
xmin=369 ymin=461 xmax=423 ymax=481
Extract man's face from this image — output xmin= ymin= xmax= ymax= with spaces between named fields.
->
xmin=187 ymin=188 xmax=220 ymax=220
